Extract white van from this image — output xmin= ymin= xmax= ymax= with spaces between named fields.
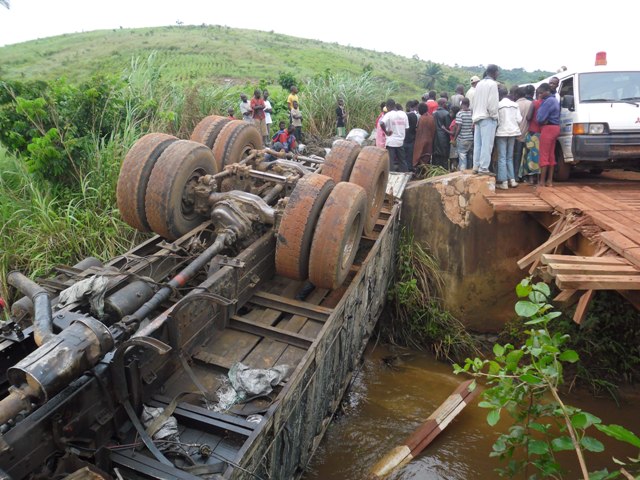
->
xmin=536 ymin=53 xmax=640 ymax=180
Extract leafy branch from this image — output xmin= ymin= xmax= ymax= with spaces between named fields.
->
xmin=454 ymin=278 xmax=640 ymax=479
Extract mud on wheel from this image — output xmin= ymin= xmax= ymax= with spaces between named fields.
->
xmin=144 ymin=140 xmax=218 ymax=240
xmin=348 ymin=146 xmax=390 ymax=236
xmin=308 ymin=182 xmax=367 ymax=290
xmin=190 ymin=115 xmax=232 ymax=149
xmin=275 ymin=174 xmax=335 ymax=280
xmin=117 ymin=133 xmax=179 ymax=232
xmin=321 ymin=140 xmax=361 ymax=183
xmin=212 ymin=120 xmax=263 ymax=171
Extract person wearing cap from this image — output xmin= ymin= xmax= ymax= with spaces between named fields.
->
xmin=471 ymin=64 xmax=500 ymax=175
xmin=466 ymin=75 xmax=481 ymax=109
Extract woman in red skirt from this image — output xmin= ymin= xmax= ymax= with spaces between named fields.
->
xmin=536 ymin=83 xmax=561 ymax=187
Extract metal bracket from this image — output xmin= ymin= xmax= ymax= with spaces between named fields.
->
xmin=215 ymin=256 xmax=245 ymax=268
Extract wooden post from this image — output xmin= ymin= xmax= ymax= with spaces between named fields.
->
xmin=369 ymin=380 xmax=479 ymax=479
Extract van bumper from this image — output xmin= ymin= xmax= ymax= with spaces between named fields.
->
xmin=573 ymin=133 xmax=640 ymax=162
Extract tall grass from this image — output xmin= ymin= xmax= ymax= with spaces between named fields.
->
xmin=303 ymin=72 xmax=394 ymax=140
xmin=0 ymin=144 xmax=141 ymax=302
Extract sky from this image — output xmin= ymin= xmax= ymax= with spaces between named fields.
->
xmin=0 ymin=0 xmax=638 ymax=73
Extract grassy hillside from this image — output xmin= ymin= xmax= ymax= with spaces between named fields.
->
xmin=0 ymin=25 xmax=550 ymax=97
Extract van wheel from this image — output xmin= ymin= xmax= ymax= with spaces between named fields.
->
xmin=275 ymin=174 xmax=335 ymax=280
xmin=212 ymin=121 xmax=262 ymax=171
xmin=555 ymin=146 xmax=571 ymax=182
xmin=145 ymin=140 xmax=218 ymax=240
xmin=348 ymin=147 xmax=390 ymax=236
xmin=308 ymin=182 xmax=367 ymax=290
xmin=117 ymin=133 xmax=179 ymax=232
xmin=322 ymin=140 xmax=361 ymax=183
xmin=191 ymin=115 xmax=231 ymax=149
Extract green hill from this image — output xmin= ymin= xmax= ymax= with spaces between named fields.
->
xmin=0 ymin=25 xmax=550 ymax=96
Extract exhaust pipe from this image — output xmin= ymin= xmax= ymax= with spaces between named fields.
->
xmin=7 ymin=272 xmax=54 ymax=346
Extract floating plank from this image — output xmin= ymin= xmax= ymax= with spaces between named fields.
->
xmin=517 ymin=223 xmax=583 ymax=269
xmin=546 ymin=263 xmax=639 ymax=276
xmin=369 ymin=380 xmax=479 ymax=479
xmin=541 ymin=254 xmax=629 ymax=265
xmin=573 ymin=290 xmax=595 ymax=325
xmin=556 ymin=274 xmax=640 ymax=290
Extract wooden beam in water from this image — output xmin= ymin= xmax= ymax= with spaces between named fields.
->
xmin=368 ymin=380 xmax=479 ymax=479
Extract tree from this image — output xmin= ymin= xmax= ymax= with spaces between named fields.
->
xmin=420 ymin=61 xmax=443 ymax=90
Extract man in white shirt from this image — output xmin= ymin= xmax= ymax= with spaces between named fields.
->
xmin=466 ymin=75 xmax=480 ymax=110
xmin=239 ymin=93 xmax=252 ymax=122
xmin=263 ymin=89 xmax=273 ymax=142
xmin=471 ymin=65 xmax=500 ymax=174
xmin=379 ymin=99 xmax=410 ymax=172
xmin=495 ymin=84 xmax=522 ymax=189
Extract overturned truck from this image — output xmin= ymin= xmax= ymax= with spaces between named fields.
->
xmin=0 ymin=117 xmax=401 ymax=479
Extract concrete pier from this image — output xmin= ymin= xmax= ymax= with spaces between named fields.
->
xmin=401 ymin=172 xmax=547 ymax=332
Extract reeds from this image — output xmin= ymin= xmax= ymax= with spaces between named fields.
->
xmin=382 ymin=229 xmax=479 ymax=361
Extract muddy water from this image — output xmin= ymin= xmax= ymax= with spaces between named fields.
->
xmin=303 ymin=343 xmax=640 ymax=480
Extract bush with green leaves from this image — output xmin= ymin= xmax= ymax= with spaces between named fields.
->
xmin=454 ymin=278 xmax=640 ymax=479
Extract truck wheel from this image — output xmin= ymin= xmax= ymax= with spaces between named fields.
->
xmin=322 ymin=140 xmax=361 ymax=183
xmin=348 ymin=147 xmax=390 ymax=236
xmin=117 ymin=133 xmax=179 ymax=232
xmin=145 ymin=140 xmax=218 ymax=240
xmin=309 ymin=182 xmax=367 ymax=290
xmin=212 ymin=120 xmax=262 ymax=171
xmin=276 ymin=174 xmax=335 ymax=280
xmin=191 ymin=115 xmax=232 ymax=149
xmin=555 ymin=146 xmax=571 ymax=182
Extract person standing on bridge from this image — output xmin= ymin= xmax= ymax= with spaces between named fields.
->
xmin=471 ymin=65 xmax=500 ymax=175
xmin=380 ymin=98 xmax=409 ymax=172
xmin=536 ymin=82 xmax=561 ymax=187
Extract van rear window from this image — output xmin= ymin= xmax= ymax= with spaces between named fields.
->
xmin=579 ymin=71 xmax=640 ymax=103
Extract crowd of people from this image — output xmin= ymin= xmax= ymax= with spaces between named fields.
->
xmin=374 ymin=64 xmax=561 ymax=188
xmin=229 ymin=86 xmax=303 ymax=153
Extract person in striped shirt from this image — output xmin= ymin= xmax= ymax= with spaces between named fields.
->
xmin=453 ymin=98 xmax=474 ymax=170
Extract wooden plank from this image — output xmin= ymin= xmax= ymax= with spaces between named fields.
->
xmin=579 ymin=186 xmax=635 ymax=211
xmin=553 ymin=289 xmax=581 ymax=308
xmin=230 ymin=315 xmax=314 ymax=349
xmin=493 ymin=203 xmax=553 ymax=212
xmin=573 ymin=290 xmax=595 ymax=325
xmin=539 ymin=189 xmax=584 ymax=213
xmin=547 ymin=263 xmax=639 ymax=276
xmin=589 ymin=211 xmax=640 ymax=243
xmin=556 ymin=274 xmax=640 ymax=290
xmin=599 ymin=231 xmax=640 ymax=253
xmin=541 ymin=254 xmax=629 ymax=265
xmin=198 ymin=329 xmax=261 ymax=365
xmin=517 ymin=223 xmax=582 ymax=269
xmin=600 ymin=211 xmax=640 ymax=236
xmin=250 ymin=290 xmax=332 ymax=321
xmin=623 ymin=247 xmax=640 ymax=268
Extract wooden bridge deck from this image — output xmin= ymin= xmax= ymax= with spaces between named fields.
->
xmin=484 ymin=178 xmax=640 ymax=322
